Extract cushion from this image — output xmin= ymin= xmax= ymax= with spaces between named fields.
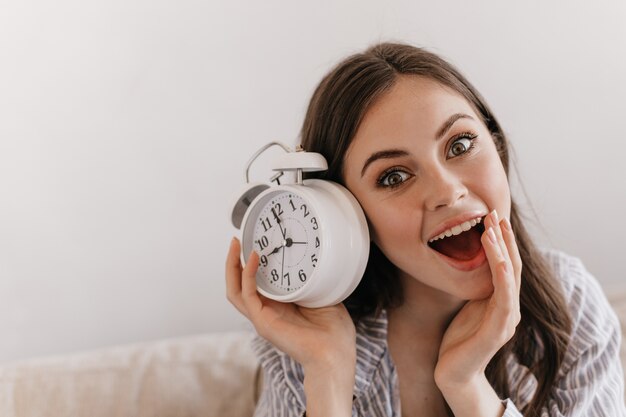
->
xmin=0 ymin=332 xmax=259 ymax=417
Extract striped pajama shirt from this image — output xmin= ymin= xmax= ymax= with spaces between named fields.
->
xmin=251 ymin=250 xmax=626 ymax=416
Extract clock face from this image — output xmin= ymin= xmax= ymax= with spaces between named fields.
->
xmin=249 ymin=191 xmax=321 ymax=295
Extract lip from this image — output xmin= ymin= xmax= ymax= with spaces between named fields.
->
xmin=431 ymin=245 xmax=488 ymax=271
xmin=426 ymin=211 xmax=487 ymax=243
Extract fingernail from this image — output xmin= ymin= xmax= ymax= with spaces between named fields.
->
xmin=490 ymin=209 xmax=498 ymax=224
xmin=503 ymin=217 xmax=512 ymax=231
xmin=487 ymin=227 xmax=497 ymax=244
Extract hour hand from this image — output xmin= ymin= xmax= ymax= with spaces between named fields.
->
xmin=267 ymin=244 xmax=283 ymax=256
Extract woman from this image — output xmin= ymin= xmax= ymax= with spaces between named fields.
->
xmin=225 ymin=42 xmax=625 ymax=416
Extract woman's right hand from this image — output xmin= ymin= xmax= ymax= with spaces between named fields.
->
xmin=225 ymin=237 xmax=357 ymax=372
xmin=226 ymin=237 xmax=357 ymax=416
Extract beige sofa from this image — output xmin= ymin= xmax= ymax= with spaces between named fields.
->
xmin=1 ymin=293 xmax=625 ymax=417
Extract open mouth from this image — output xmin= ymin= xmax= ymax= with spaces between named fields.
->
xmin=427 ymin=216 xmax=486 ymax=261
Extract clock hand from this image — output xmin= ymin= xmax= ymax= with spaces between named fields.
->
xmin=280 ymin=244 xmax=285 ymax=287
xmin=266 ymin=244 xmax=283 ymax=256
xmin=272 ymin=208 xmax=287 ymax=238
xmin=284 ymin=238 xmax=306 ymax=247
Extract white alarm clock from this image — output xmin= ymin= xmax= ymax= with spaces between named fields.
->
xmin=230 ymin=142 xmax=369 ymax=308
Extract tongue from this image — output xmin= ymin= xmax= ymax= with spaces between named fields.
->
xmin=430 ymin=228 xmax=482 ymax=261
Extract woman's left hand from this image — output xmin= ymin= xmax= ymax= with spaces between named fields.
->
xmin=434 ymin=210 xmax=522 ymax=411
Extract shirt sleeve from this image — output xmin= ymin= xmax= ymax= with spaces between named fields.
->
xmin=516 ymin=252 xmax=626 ymax=416
xmin=251 ymin=335 xmax=307 ymax=417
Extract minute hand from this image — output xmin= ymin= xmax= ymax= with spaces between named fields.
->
xmin=271 ymin=208 xmax=286 ymax=238
xmin=285 ymin=238 xmax=306 ymax=247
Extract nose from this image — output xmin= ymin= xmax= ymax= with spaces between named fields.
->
xmin=422 ymin=166 xmax=468 ymax=211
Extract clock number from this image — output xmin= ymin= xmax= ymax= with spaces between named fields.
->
xmin=315 ymin=237 xmax=320 ymax=248
xmin=271 ymin=204 xmax=283 ymax=221
xmin=256 ymin=235 xmax=269 ymax=251
xmin=289 ymin=199 xmax=296 ymax=212
xmin=282 ymin=272 xmax=290 ymax=287
xmin=271 ymin=269 xmax=279 ymax=282
xmin=298 ymin=269 xmax=307 ymax=282
xmin=311 ymin=254 xmax=317 ymax=267
xmin=259 ymin=255 xmax=268 ymax=267
xmin=260 ymin=217 xmax=272 ymax=232
xmin=300 ymin=204 xmax=310 ymax=218
xmin=311 ymin=217 xmax=318 ymax=230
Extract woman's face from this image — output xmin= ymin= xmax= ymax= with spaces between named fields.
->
xmin=343 ymin=75 xmax=511 ymax=301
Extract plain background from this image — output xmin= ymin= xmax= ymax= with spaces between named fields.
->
xmin=1 ymin=0 xmax=625 ymax=363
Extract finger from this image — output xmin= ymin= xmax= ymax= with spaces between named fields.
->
xmin=480 ymin=230 xmax=519 ymax=343
xmin=481 ymin=226 xmax=506 ymax=290
xmin=240 ymin=250 xmax=264 ymax=316
xmin=499 ymin=217 xmax=522 ymax=293
xmin=485 ymin=210 xmax=511 ymax=266
xmin=489 ymin=262 xmax=520 ymax=344
xmin=480 ymin=272 xmax=519 ymax=349
xmin=485 ymin=211 xmax=517 ymax=304
xmin=493 ymin=260 xmax=516 ymax=312
xmin=225 ymin=237 xmax=249 ymax=317
xmin=481 ymin=226 xmax=513 ymax=305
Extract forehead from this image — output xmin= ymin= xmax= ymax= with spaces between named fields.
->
xmin=352 ymin=75 xmax=477 ymax=148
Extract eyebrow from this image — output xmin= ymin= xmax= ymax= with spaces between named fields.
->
xmin=360 ymin=149 xmax=409 ymax=177
xmin=360 ymin=113 xmax=474 ymax=178
xmin=436 ymin=113 xmax=474 ymax=140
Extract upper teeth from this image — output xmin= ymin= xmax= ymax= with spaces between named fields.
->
xmin=428 ymin=217 xmax=483 ymax=243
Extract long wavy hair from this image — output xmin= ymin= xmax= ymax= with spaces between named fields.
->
xmin=300 ymin=42 xmax=572 ymax=416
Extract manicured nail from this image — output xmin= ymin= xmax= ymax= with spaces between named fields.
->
xmin=487 ymin=227 xmax=497 ymax=244
xmin=502 ymin=217 xmax=512 ymax=231
xmin=490 ymin=209 xmax=498 ymax=225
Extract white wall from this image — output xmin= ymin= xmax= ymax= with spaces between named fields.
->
xmin=1 ymin=0 xmax=625 ymax=362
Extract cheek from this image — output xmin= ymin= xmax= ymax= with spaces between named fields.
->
xmin=363 ymin=201 xmax=420 ymax=251
xmin=479 ymin=154 xmax=511 ymax=215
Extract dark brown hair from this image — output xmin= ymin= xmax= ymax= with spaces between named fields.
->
xmin=300 ymin=42 xmax=572 ymax=416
